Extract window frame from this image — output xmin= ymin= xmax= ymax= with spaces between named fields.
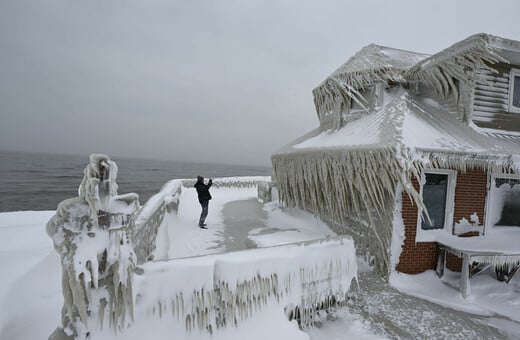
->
xmin=416 ymin=169 xmax=457 ymax=242
xmin=508 ymin=68 xmax=520 ymax=114
xmin=484 ymin=172 xmax=520 ymax=232
xmin=349 ymin=86 xmax=375 ymax=113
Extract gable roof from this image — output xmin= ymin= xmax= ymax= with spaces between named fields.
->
xmin=277 ymin=89 xmax=520 ymax=169
xmin=313 ymin=34 xmax=516 ymax=123
xmin=317 ymin=44 xmax=429 ymax=89
xmin=312 ymin=44 xmax=429 ymax=116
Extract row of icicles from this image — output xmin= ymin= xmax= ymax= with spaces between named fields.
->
xmin=140 ymin=260 xmax=351 ymax=333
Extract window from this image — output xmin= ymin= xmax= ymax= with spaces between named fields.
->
xmin=486 ymin=173 xmax=520 ymax=228
xmin=416 ymin=169 xmax=457 ymax=240
xmin=344 ymin=85 xmax=384 ymax=125
xmin=509 ymin=68 xmax=520 ymax=113
xmin=350 ymin=87 xmax=375 ymax=112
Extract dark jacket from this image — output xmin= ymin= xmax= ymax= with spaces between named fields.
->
xmin=194 ymin=179 xmax=212 ymax=203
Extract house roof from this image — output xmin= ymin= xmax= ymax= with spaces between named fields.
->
xmin=316 ymin=44 xmax=429 ymax=89
xmin=312 ymin=45 xmax=429 ymax=117
xmin=276 ymin=89 xmax=520 ymax=170
xmin=312 ymin=34 xmax=513 ymax=122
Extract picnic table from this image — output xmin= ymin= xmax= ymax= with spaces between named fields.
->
xmin=434 ymin=229 xmax=520 ymax=298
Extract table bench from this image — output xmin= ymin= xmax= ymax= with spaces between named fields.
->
xmin=436 ymin=244 xmax=520 ymax=298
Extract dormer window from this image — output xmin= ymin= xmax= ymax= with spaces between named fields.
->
xmin=509 ymin=68 xmax=520 ymax=113
xmin=349 ymin=84 xmax=384 ymax=113
xmin=350 ymin=87 xmax=374 ymax=112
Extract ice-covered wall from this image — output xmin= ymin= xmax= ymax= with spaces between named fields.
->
xmin=49 ymin=167 xmax=329 ymax=339
xmin=132 ymin=179 xmax=182 ymax=264
xmin=47 ymin=154 xmax=140 ymax=340
xmin=271 ymin=147 xmax=422 ymax=277
xmin=121 ymin=236 xmax=357 ymax=337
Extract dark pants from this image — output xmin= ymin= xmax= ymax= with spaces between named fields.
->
xmin=199 ymin=200 xmax=209 ymax=226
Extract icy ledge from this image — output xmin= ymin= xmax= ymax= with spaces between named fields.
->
xmin=98 ymin=236 xmax=357 ymax=337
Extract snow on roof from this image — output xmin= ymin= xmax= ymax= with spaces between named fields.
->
xmin=290 ymin=88 xmax=403 ymax=151
xmin=408 ymin=33 xmax=511 ymax=74
xmin=293 ymin=108 xmax=384 ymax=149
xmin=319 ymin=44 xmax=429 ymax=87
xmin=405 ymin=33 xmax=509 ymax=105
xmin=284 ymin=89 xmax=520 ymax=168
xmin=312 ymin=45 xmax=429 ymax=119
xmin=313 ymin=34 xmax=515 ymax=123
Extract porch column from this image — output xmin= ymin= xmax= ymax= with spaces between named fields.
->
xmin=460 ymin=254 xmax=471 ymax=299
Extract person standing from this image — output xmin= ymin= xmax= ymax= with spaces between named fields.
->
xmin=194 ymin=175 xmax=212 ymax=228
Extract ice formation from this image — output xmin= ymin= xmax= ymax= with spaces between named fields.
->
xmin=181 ymin=176 xmax=270 ymax=189
xmin=47 ymin=154 xmax=140 ymax=339
xmin=453 ymin=213 xmax=482 ymax=235
xmin=132 ymin=179 xmax=182 ymax=264
xmin=48 ymin=167 xmax=351 ymax=339
xmin=130 ymin=237 xmax=357 ymax=335
xmin=272 ymin=33 xmax=520 ymax=278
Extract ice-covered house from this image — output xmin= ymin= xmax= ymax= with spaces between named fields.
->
xmin=272 ymin=33 xmax=520 ymax=280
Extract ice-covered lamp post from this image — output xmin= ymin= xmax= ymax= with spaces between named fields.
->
xmin=47 ymin=154 xmax=140 ymax=340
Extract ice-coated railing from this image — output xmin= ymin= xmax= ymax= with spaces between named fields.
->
xmin=113 ymin=236 xmax=357 ymax=337
xmin=181 ymin=176 xmax=271 ymax=189
xmin=131 ymin=179 xmax=182 ymax=264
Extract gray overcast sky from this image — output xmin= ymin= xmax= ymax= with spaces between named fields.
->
xmin=1 ymin=0 xmax=520 ymax=166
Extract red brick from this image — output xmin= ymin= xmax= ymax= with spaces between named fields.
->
xmin=396 ymin=169 xmax=487 ymax=274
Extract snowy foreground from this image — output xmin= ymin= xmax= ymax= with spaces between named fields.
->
xmin=1 ymin=182 xmax=520 ymax=339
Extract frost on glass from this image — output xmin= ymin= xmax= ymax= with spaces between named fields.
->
xmin=47 ymin=154 xmax=140 ymax=339
xmin=489 ymin=177 xmax=520 ymax=227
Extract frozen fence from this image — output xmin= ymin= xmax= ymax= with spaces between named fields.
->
xmin=131 ymin=236 xmax=357 ymax=334
xmin=132 ymin=179 xmax=182 ymax=264
xmin=181 ymin=176 xmax=271 ymax=189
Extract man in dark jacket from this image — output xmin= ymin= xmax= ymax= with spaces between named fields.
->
xmin=194 ymin=175 xmax=212 ymax=228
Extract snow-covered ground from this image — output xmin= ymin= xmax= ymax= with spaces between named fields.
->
xmin=1 ymin=183 xmax=519 ymax=339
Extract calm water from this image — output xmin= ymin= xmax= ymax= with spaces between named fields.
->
xmin=0 ymin=151 xmax=271 ymax=212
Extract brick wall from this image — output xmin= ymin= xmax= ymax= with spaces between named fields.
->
xmin=396 ymin=169 xmax=488 ymax=274
xmin=453 ymin=169 xmax=487 ymax=231
xmin=397 ymin=177 xmax=438 ymax=273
